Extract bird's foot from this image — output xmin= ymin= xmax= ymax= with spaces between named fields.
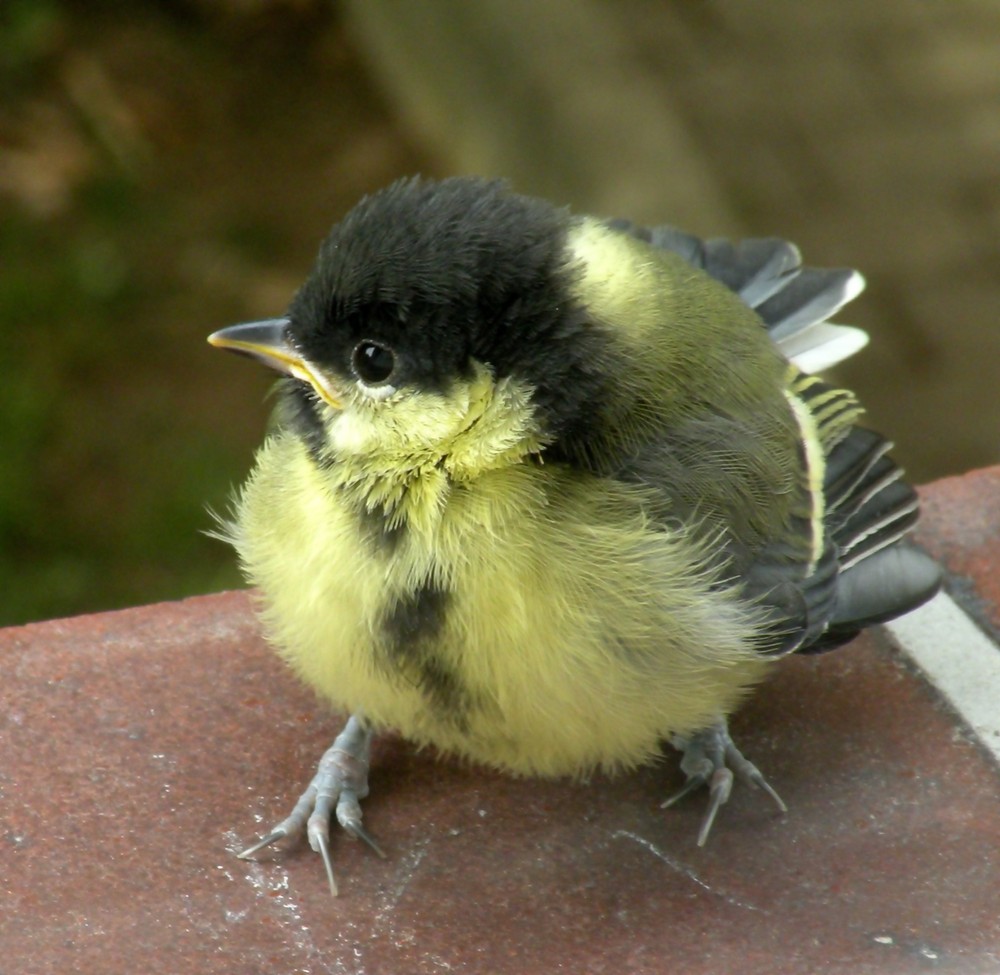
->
xmin=237 ymin=712 xmax=385 ymax=896
xmin=662 ymin=718 xmax=787 ymax=846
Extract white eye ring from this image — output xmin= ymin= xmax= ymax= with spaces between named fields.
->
xmin=357 ymin=381 xmax=397 ymax=401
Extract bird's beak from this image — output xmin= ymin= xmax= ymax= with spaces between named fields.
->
xmin=207 ymin=318 xmax=342 ymax=410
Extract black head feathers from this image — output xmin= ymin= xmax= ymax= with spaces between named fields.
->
xmin=287 ymin=177 xmax=579 ymax=388
xmin=285 ymin=177 xmax=616 ymax=448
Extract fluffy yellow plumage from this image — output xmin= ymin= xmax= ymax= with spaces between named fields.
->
xmin=230 ymin=428 xmax=769 ymax=777
xmin=209 ymin=177 xmax=939 ymax=893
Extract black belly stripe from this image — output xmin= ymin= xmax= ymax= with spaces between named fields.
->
xmin=356 ymin=504 xmax=407 ymax=555
xmin=383 ymin=580 xmax=449 ymax=646
xmin=381 ymin=580 xmax=469 ymax=721
xmin=278 ymin=379 xmax=463 ymax=713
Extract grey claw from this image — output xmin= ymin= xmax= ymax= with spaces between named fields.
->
xmin=697 ymin=767 xmax=733 ymax=847
xmin=234 ymin=713 xmax=380 ymax=894
xmin=237 ymin=828 xmax=289 ymax=859
xmin=752 ymin=773 xmax=788 ymax=813
xmin=723 ymin=740 xmax=788 ymax=813
xmin=346 ymin=820 xmax=387 ymax=859
xmin=661 ymin=775 xmax=707 ymax=810
xmin=666 ymin=719 xmax=786 ymax=845
xmin=314 ymin=831 xmax=338 ymax=897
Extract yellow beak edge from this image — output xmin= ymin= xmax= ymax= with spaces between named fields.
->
xmin=208 ymin=318 xmax=342 ymax=410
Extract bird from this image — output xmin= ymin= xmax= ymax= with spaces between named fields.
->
xmin=208 ymin=175 xmax=941 ymax=895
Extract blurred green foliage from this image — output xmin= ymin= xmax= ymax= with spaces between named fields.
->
xmin=0 ymin=0 xmax=425 ymax=625
xmin=0 ymin=0 xmax=61 ymax=89
xmin=0 ymin=179 xmax=244 ymax=623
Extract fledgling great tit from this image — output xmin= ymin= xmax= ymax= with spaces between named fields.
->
xmin=209 ymin=176 xmax=940 ymax=895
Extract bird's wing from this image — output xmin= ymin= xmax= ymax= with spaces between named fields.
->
xmin=747 ymin=372 xmax=940 ymax=655
xmin=810 ymin=422 xmax=941 ymax=650
xmin=606 ymin=219 xmax=867 ymax=373
xmin=616 ymin=361 xmax=939 ymax=656
xmin=606 ymin=218 xmax=940 ymax=653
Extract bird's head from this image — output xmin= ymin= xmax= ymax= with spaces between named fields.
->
xmin=211 ymin=177 xmax=642 ymax=480
xmin=210 ymin=176 xmax=752 ymax=485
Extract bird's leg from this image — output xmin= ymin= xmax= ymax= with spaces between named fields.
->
xmin=237 ymin=712 xmax=385 ymax=896
xmin=662 ymin=718 xmax=787 ymax=846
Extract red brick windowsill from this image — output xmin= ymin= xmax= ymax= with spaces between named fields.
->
xmin=3 ymin=469 xmax=1000 ymax=974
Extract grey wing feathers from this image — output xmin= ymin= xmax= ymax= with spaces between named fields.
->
xmin=646 ymin=226 xmax=808 ymax=311
xmin=747 ymin=420 xmax=940 ymax=657
xmin=608 ymin=219 xmax=867 ymax=369
xmin=605 ymin=217 xmax=941 ymax=653
xmin=825 ymin=428 xmax=918 ymax=570
xmin=793 ymin=423 xmax=940 ymax=653
xmin=821 ymin=427 xmax=940 ymax=636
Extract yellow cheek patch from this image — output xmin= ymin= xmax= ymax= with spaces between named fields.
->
xmin=321 ymin=362 xmax=547 ymax=539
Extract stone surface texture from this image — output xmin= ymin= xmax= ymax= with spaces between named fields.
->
xmin=3 ymin=469 xmax=1000 ymax=974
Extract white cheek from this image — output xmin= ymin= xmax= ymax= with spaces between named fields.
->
xmin=328 ymin=386 xmax=476 ymax=457
xmin=358 ymin=382 xmax=397 ymax=401
xmin=329 ymin=410 xmax=378 ymax=454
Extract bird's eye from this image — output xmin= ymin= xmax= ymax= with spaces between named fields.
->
xmin=351 ymin=341 xmax=396 ymax=385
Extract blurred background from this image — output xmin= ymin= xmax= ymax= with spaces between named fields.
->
xmin=1 ymin=0 xmax=998 ymax=626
